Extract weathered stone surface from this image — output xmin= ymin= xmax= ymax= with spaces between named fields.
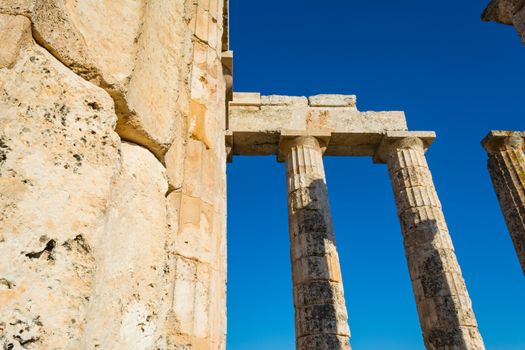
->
xmin=0 ymin=14 xmax=31 ymax=68
xmin=0 ymin=0 xmax=196 ymax=159
xmin=228 ymin=93 xmax=408 ymax=157
xmin=0 ymin=1 xmax=229 ymax=348
xmin=163 ymin=142 xmax=227 ymax=349
xmin=0 ymin=0 xmax=31 ymax=16
xmin=297 ymin=334 xmax=351 ymax=350
xmin=308 ymin=94 xmax=357 ymax=108
xmin=482 ymin=131 xmax=525 ymax=275
xmin=82 ymin=142 xmax=169 ymax=349
xmin=282 ymin=136 xmax=351 ymax=350
xmin=482 ymin=0 xmax=525 ymax=24
xmin=161 ymin=0 xmax=228 ymax=348
xmin=261 ymin=95 xmax=308 ymax=106
xmin=380 ymin=136 xmax=485 ymax=350
xmin=514 ymin=4 xmax=525 ymax=41
xmin=229 ymin=92 xmax=261 ymax=106
xmin=120 ymin=0 xmax=192 ymax=158
xmin=0 ymin=13 xmax=121 ymax=348
xmin=482 ymin=0 xmax=525 ymax=42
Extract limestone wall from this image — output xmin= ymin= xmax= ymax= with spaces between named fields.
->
xmin=0 ymin=1 xmax=228 ymax=349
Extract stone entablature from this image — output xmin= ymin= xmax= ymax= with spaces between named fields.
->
xmin=227 ymin=92 xmax=428 ymax=159
xmin=226 ymin=93 xmax=485 ymax=349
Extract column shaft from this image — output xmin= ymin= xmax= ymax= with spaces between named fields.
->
xmin=284 ymin=136 xmax=351 ymax=350
xmin=385 ymin=137 xmax=484 ymax=350
xmin=483 ymin=133 xmax=525 ymax=274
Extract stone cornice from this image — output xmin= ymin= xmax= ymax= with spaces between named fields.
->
xmin=227 ymin=92 xmax=435 ymax=162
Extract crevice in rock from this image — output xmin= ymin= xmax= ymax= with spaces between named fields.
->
xmin=26 ymin=18 xmax=169 ymax=163
xmin=0 ymin=135 xmax=11 ymax=166
xmin=13 ymin=335 xmax=39 ymax=348
xmin=23 ymin=239 xmax=56 ymax=260
xmin=166 ymin=187 xmax=181 ymax=197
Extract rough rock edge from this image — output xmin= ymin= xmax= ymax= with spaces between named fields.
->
xmin=481 ymin=0 xmax=525 ymax=24
xmin=0 ymin=5 xmax=171 ymax=161
xmin=0 ymin=13 xmax=123 ymax=349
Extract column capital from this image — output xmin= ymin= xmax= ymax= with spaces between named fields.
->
xmin=373 ymin=131 xmax=435 ymax=164
xmin=277 ymin=130 xmax=331 ymax=162
xmin=481 ymin=130 xmax=525 ymax=155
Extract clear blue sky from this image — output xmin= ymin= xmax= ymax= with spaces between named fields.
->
xmin=226 ymin=1 xmax=525 ymax=349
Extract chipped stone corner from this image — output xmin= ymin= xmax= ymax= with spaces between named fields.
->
xmin=482 ymin=0 xmax=525 ymax=42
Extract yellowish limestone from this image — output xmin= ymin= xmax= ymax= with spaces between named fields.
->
xmin=0 ymin=13 xmax=121 ymax=348
xmin=0 ymin=0 xmax=228 ymax=348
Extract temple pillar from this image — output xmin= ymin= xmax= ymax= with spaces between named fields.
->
xmin=482 ymin=131 xmax=525 ymax=275
xmin=377 ymin=136 xmax=485 ymax=350
xmin=280 ymin=135 xmax=351 ymax=350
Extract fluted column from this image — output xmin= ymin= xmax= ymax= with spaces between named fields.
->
xmin=482 ymin=131 xmax=525 ymax=275
xmin=281 ymin=136 xmax=351 ymax=350
xmin=379 ymin=136 xmax=484 ymax=350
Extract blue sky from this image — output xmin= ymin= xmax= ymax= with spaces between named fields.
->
xmin=226 ymin=1 xmax=525 ymax=349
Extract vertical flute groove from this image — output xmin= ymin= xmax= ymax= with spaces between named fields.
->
xmin=284 ymin=136 xmax=351 ymax=350
xmin=484 ymin=135 xmax=525 ymax=274
xmin=386 ymin=137 xmax=485 ymax=350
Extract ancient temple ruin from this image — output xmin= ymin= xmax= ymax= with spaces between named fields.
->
xmin=228 ymin=93 xmax=485 ymax=349
xmin=0 ymin=0 xmax=522 ymax=349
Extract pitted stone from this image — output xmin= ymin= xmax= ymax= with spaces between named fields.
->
xmin=308 ymin=94 xmax=357 ymax=108
xmin=261 ymin=95 xmax=308 ymax=106
xmin=296 ymin=304 xmax=350 ymax=336
xmin=294 ymin=281 xmax=346 ymax=307
xmin=482 ymin=0 xmax=525 ymax=42
xmin=283 ymin=136 xmax=351 ymax=349
xmin=386 ymin=136 xmax=485 ymax=349
xmin=482 ymin=130 xmax=525 ymax=275
xmin=296 ymin=334 xmax=351 ymax=350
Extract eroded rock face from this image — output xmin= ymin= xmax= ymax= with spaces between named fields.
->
xmin=0 ymin=13 xmax=121 ymax=348
xmin=0 ymin=0 xmax=194 ymax=159
xmin=0 ymin=15 xmax=31 ymax=69
xmin=482 ymin=0 xmax=525 ymax=42
xmin=0 ymin=0 xmax=229 ymax=348
xmin=482 ymin=0 xmax=524 ymax=24
xmin=82 ymin=142 xmax=169 ymax=349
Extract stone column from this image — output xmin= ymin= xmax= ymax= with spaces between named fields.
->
xmin=378 ymin=136 xmax=484 ymax=350
xmin=482 ymin=131 xmax=525 ymax=275
xmin=280 ymin=135 xmax=351 ymax=350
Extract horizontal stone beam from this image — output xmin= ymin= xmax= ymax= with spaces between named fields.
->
xmin=227 ymin=93 xmax=434 ymax=160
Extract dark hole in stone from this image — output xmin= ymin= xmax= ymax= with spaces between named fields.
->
xmin=86 ymin=101 xmax=102 ymax=111
xmin=24 ymin=240 xmax=57 ymax=260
